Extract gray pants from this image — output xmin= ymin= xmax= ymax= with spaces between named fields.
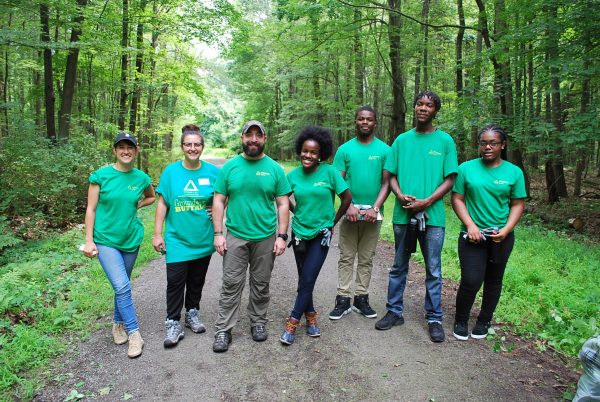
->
xmin=215 ymin=233 xmax=276 ymax=333
xmin=337 ymin=219 xmax=382 ymax=297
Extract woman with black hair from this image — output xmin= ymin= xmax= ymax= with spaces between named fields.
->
xmin=451 ymin=125 xmax=527 ymax=341
xmin=280 ymin=126 xmax=352 ymax=345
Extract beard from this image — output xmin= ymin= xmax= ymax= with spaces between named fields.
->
xmin=243 ymin=142 xmax=264 ymax=157
xmin=357 ymin=128 xmax=374 ymax=138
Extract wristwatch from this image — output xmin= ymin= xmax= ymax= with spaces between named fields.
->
xmin=372 ymin=206 xmax=380 ymax=213
xmin=277 ymin=233 xmax=289 ymax=241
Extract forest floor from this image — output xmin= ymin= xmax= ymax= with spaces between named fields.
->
xmin=35 ymin=236 xmax=580 ymax=401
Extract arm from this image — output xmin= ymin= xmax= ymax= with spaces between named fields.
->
xmin=83 ymin=184 xmax=99 ymax=258
xmin=273 ymin=194 xmax=290 ymax=256
xmin=389 ymin=173 xmax=416 ymax=206
xmin=489 ymin=198 xmax=525 ymax=242
xmin=288 ymin=194 xmax=295 ymax=214
xmin=334 ymin=189 xmax=352 ymax=227
xmin=138 ymin=185 xmax=156 ymax=209
xmin=403 ymin=173 xmax=456 ymax=213
xmin=338 ymin=170 xmax=359 ymax=222
xmin=152 ymin=195 xmax=167 ymax=253
xmin=212 ymin=193 xmax=227 ymax=256
xmin=364 ymin=170 xmax=391 ymax=223
xmin=451 ymin=192 xmax=483 ymax=243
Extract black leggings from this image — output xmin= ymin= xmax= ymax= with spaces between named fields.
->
xmin=166 ymin=255 xmax=211 ymax=321
xmin=454 ymin=232 xmax=515 ymax=323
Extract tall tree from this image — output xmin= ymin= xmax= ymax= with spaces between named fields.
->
xmin=40 ymin=3 xmax=56 ymax=141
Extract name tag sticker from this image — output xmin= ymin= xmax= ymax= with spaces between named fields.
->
xmin=198 ymin=178 xmax=210 ymax=186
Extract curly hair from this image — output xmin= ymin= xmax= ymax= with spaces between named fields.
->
xmin=355 ymin=105 xmax=377 ymax=120
xmin=414 ymin=90 xmax=442 ymax=111
xmin=479 ymin=124 xmax=508 ymax=160
xmin=294 ymin=126 xmax=334 ymax=161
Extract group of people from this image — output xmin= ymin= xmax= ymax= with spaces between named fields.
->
xmin=83 ymin=90 xmax=526 ymax=358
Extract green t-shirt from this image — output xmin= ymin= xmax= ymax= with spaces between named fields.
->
xmin=89 ymin=166 xmax=152 ymax=252
xmin=453 ymin=158 xmax=527 ymax=230
xmin=156 ymin=160 xmax=220 ymax=263
xmin=214 ymin=155 xmax=291 ymax=241
xmin=333 ymin=137 xmax=390 ymax=212
xmin=288 ymin=164 xmax=349 ymax=240
xmin=384 ymin=128 xmax=458 ymax=226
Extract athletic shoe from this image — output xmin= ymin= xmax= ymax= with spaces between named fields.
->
xmin=163 ymin=319 xmax=185 ymax=348
xmin=374 ymin=311 xmax=404 ymax=330
xmin=213 ymin=331 xmax=232 ymax=353
xmin=352 ymin=294 xmax=378 ymax=318
xmin=428 ymin=321 xmax=445 ymax=343
xmin=112 ymin=323 xmax=128 ymax=345
xmin=251 ymin=324 xmax=268 ymax=342
xmin=127 ymin=331 xmax=144 ymax=358
xmin=471 ymin=321 xmax=491 ymax=339
xmin=453 ymin=321 xmax=469 ymax=341
xmin=328 ymin=295 xmax=352 ymax=320
xmin=185 ymin=308 xmax=206 ymax=334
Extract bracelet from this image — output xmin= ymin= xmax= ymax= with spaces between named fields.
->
xmin=214 ymin=231 xmax=223 ymax=236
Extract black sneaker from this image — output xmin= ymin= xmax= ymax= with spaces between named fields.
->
xmin=374 ymin=311 xmax=404 ymax=330
xmin=352 ymin=294 xmax=378 ymax=318
xmin=328 ymin=295 xmax=352 ymax=320
xmin=452 ymin=321 xmax=469 ymax=341
xmin=212 ymin=331 xmax=232 ymax=353
xmin=471 ymin=321 xmax=491 ymax=339
xmin=428 ymin=321 xmax=445 ymax=343
xmin=251 ymin=324 xmax=268 ymax=342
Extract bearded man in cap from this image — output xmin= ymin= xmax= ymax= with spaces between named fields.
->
xmin=211 ymin=120 xmax=291 ymax=353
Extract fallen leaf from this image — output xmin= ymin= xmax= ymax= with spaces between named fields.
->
xmin=123 ymin=391 xmax=133 ymax=400
xmin=99 ymin=386 xmax=111 ymax=395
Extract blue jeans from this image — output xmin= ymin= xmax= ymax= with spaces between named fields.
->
xmin=386 ymin=224 xmax=445 ymax=322
xmin=290 ymin=235 xmax=329 ymax=320
xmin=97 ymin=245 xmax=140 ymax=334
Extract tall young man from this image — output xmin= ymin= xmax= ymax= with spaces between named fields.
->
xmin=212 ymin=120 xmax=291 ymax=353
xmin=375 ymin=92 xmax=458 ymax=343
xmin=330 ymin=106 xmax=390 ymax=320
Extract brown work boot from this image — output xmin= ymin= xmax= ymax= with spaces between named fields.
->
xmin=305 ymin=312 xmax=321 ymax=337
xmin=127 ymin=331 xmax=144 ymax=358
xmin=112 ymin=323 xmax=128 ymax=345
xmin=279 ymin=317 xmax=300 ymax=345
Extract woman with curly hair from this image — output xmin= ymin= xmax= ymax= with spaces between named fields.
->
xmin=280 ymin=126 xmax=352 ymax=345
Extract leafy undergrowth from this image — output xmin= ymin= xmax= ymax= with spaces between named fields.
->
xmin=380 ymin=196 xmax=600 ymax=358
xmin=0 ymin=209 xmax=157 ymax=400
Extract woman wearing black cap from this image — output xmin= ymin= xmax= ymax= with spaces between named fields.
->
xmin=83 ymin=132 xmax=155 ymax=358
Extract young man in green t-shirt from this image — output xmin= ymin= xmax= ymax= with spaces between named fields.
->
xmin=330 ymin=106 xmax=390 ymax=320
xmin=211 ymin=120 xmax=291 ymax=353
xmin=375 ymin=91 xmax=458 ymax=343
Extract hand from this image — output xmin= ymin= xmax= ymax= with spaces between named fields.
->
xmin=402 ymin=198 xmax=430 ymax=212
xmin=489 ymin=229 xmax=507 ymax=243
xmin=397 ymin=193 xmax=416 ymax=206
xmin=345 ymin=204 xmax=359 ymax=222
xmin=152 ymin=235 xmax=165 ymax=253
xmin=465 ymin=225 xmax=483 ymax=243
xmin=364 ymin=208 xmax=378 ymax=223
xmin=214 ymin=234 xmax=227 ymax=256
xmin=83 ymin=241 xmax=98 ymax=258
xmin=273 ymin=237 xmax=286 ymax=256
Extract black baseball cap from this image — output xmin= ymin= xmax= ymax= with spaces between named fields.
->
xmin=113 ymin=131 xmax=138 ymax=146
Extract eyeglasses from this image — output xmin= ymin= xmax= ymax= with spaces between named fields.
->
xmin=183 ymin=142 xmax=204 ymax=148
xmin=478 ymin=141 xmax=502 ymax=148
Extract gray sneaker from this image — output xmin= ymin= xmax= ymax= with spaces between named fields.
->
xmin=185 ymin=308 xmax=206 ymax=334
xmin=164 ymin=319 xmax=184 ymax=348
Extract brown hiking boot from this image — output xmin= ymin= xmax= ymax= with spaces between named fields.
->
xmin=112 ymin=323 xmax=128 ymax=345
xmin=127 ymin=331 xmax=144 ymax=358
xmin=305 ymin=312 xmax=321 ymax=337
xmin=279 ymin=317 xmax=300 ymax=345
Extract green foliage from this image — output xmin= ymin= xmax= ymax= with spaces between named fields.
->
xmin=0 ymin=209 xmax=157 ymax=399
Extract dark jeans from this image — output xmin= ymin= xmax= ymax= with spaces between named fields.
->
xmin=166 ymin=255 xmax=211 ymax=321
xmin=454 ymin=232 xmax=515 ymax=323
xmin=290 ymin=234 xmax=330 ymax=320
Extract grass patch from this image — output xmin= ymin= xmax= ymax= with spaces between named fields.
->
xmin=379 ymin=196 xmax=600 ymax=357
xmin=0 ymin=208 xmax=158 ymax=400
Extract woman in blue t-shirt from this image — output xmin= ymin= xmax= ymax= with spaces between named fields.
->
xmin=451 ymin=124 xmax=526 ymax=341
xmin=153 ymin=124 xmax=219 ymax=348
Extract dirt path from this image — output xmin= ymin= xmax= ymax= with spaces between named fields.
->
xmin=35 ymin=158 xmax=578 ymax=401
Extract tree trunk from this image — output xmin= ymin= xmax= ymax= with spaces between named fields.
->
xmin=40 ymin=5 xmax=56 ymax=141
xmin=412 ymin=0 xmax=429 ymax=127
xmin=129 ymin=0 xmax=146 ymax=134
xmin=58 ymin=0 xmax=89 ymax=140
xmin=353 ymin=9 xmax=364 ymax=105
xmin=387 ymin=0 xmax=406 ymax=140
xmin=455 ymin=0 xmax=465 ymax=161
xmin=118 ymin=0 xmax=129 ymax=130
xmin=574 ymin=19 xmax=592 ymax=197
